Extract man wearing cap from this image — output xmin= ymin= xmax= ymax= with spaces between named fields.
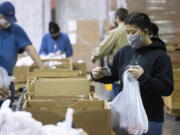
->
xmin=0 ymin=1 xmax=44 ymax=106
xmin=39 ymin=21 xmax=73 ymax=58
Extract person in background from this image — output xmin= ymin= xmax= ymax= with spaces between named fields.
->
xmin=91 ymin=8 xmax=128 ymax=63
xmin=0 ymin=1 xmax=44 ymax=106
xmin=91 ymin=8 xmax=129 ymax=98
xmin=39 ymin=21 xmax=73 ymax=58
xmin=91 ymin=12 xmax=173 ymax=135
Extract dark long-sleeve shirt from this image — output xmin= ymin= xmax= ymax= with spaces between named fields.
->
xmin=92 ymin=40 xmax=174 ymax=122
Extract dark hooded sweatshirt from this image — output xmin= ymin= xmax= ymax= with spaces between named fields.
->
xmin=92 ymin=40 xmax=174 ymax=122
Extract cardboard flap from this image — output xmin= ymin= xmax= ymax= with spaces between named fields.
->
xmin=24 ymin=100 xmax=105 ymax=114
xmin=29 ymin=70 xmax=83 ymax=78
xmin=32 ymin=78 xmax=90 ymax=96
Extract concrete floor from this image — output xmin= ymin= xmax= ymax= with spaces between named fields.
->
xmin=95 ymin=82 xmax=180 ymax=135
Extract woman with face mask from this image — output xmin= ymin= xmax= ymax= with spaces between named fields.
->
xmin=91 ymin=12 xmax=173 ymax=135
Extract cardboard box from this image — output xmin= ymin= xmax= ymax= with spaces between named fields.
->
xmin=103 ymin=19 xmax=111 ymax=34
xmin=77 ymin=20 xmax=99 ymax=31
xmin=23 ymin=99 xmax=111 ymax=135
xmin=28 ymin=69 xmax=83 ymax=79
xmin=72 ymin=62 xmax=87 ymax=77
xmin=72 ymin=45 xmax=100 ymax=72
xmin=31 ymin=58 xmax=73 ymax=72
xmin=111 ymin=130 xmax=116 ymax=135
xmin=71 ymin=20 xmax=100 ymax=72
xmin=24 ymin=92 xmax=89 ymax=100
xmin=15 ymin=83 xmax=26 ymax=91
xmin=28 ymin=77 xmax=90 ymax=96
xmin=13 ymin=66 xmax=29 ymax=83
xmin=109 ymin=0 xmax=117 ymax=11
xmin=163 ymin=64 xmax=180 ymax=116
xmin=77 ymin=31 xmax=100 ymax=45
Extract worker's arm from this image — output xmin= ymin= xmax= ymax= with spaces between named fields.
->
xmin=25 ymin=45 xmax=44 ymax=69
xmin=63 ymin=34 xmax=73 ymax=57
xmin=92 ymin=31 xmax=117 ymax=62
xmin=39 ymin=35 xmax=48 ymax=55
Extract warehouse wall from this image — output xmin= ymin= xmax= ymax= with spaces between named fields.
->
xmin=126 ymin=0 xmax=180 ymax=45
xmin=108 ymin=0 xmax=180 ymax=45
xmin=56 ymin=0 xmax=110 ymax=71
xmin=56 ymin=0 xmax=109 ymax=32
xmin=55 ymin=0 xmax=131 ymax=71
xmin=7 ymin=0 xmax=51 ymax=51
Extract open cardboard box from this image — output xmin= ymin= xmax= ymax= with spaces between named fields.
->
xmin=13 ymin=66 xmax=29 ymax=83
xmin=42 ymin=58 xmax=73 ymax=70
xmin=72 ymin=62 xmax=87 ymax=77
xmin=30 ymin=58 xmax=73 ymax=72
xmin=27 ymin=77 xmax=90 ymax=97
xmin=28 ymin=69 xmax=83 ymax=79
xmin=24 ymin=92 xmax=90 ymax=100
xmin=23 ymin=99 xmax=111 ymax=135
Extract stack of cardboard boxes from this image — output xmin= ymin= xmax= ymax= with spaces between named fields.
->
xmin=163 ymin=53 xmax=180 ymax=117
xmin=13 ymin=66 xmax=29 ymax=91
xmin=69 ymin=20 xmax=101 ymax=71
xmin=23 ymin=58 xmax=111 ymax=135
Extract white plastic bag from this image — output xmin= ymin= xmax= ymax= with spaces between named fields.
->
xmin=0 ymin=100 xmax=43 ymax=135
xmin=43 ymin=108 xmax=87 ymax=135
xmin=109 ymin=71 xmax=148 ymax=135
xmin=0 ymin=67 xmax=14 ymax=99
xmin=0 ymin=67 xmax=14 ymax=90
xmin=0 ymin=100 xmax=87 ymax=135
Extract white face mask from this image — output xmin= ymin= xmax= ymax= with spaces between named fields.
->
xmin=0 ymin=18 xmax=10 ymax=29
xmin=127 ymin=34 xmax=145 ymax=49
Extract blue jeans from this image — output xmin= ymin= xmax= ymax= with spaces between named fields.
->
xmin=115 ymin=121 xmax=163 ymax=135
xmin=144 ymin=121 xmax=163 ymax=135
xmin=112 ymin=83 xmax=122 ymax=98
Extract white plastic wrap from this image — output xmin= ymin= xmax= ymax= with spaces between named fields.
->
xmin=0 ymin=100 xmax=43 ymax=135
xmin=0 ymin=67 xmax=14 ymax=99
xmin=0 ymin=67 xmax=14 ymax=90
xmin=43 ymin=108 xmax=87 ymax=135
xmin=0 ymin=100 xmax=87 ymax=135
xmin=109 ymin=71 xmax=148 ymax=135
xmin=16 ymin=54 xmax=66 ymax=68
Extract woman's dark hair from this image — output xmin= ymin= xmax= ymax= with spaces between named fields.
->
xmin=150 ymin=22 xmax=165 ymax=47
xmin=115 ymin=8 xmax=128 ymax=22
xmin=124 ymin=12 xmax=152 ymax=34
xmin=150 ymin=22 xmax=159 ymax=37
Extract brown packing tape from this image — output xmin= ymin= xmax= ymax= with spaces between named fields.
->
xmin=23 ymin=99 xmax=111 ymax=135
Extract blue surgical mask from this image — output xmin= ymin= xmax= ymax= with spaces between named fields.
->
xmin=127 ymin=34 xmax=145 ymax=49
